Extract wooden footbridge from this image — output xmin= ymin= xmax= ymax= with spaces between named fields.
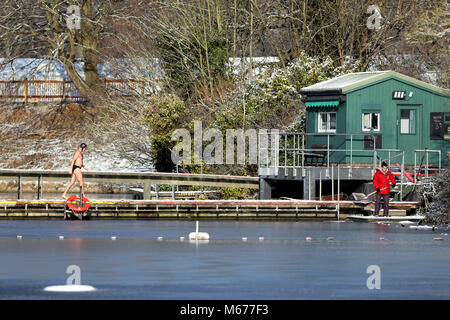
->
xmin=0 ymin=198 xmax=420 ymax=220
xmin=0 ymin=169 xmax=259 ymax=200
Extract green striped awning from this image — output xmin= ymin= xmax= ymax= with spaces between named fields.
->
xmin=305 ymin=101 xmax=339 ymax=108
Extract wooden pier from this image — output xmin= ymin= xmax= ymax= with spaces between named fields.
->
xmin=0 ymin=199 xmax=420 ymax=220
xmin=0 ymin=169 xmax=422 ymax=220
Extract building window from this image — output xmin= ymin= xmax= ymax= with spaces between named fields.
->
xmin=364 ymin=135 xmax=382 ymax=150
xmin=317 ymin=112 xmax=336 ymax=133
xmin=400 ymin=109 xmax=416 ymax=134
xmin=362 ymin=112 xmax=380 ymax=132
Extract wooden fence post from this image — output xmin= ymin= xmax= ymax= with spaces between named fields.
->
xmin=62 ymin=79 xmax=66 ymax=103
xmin=24 ymin=78 xmax=28 ymax=104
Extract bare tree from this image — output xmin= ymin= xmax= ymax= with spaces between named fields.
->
xmin=2 ymin=0 xmax=446 ymax=172
xmin=402 ymin=0 xmax=449 ymax=87
xmin=0 ymin=0 xmax=139 ymax=104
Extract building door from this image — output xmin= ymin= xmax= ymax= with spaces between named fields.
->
xmin=397 ymin=105 xmax=422 ymax=164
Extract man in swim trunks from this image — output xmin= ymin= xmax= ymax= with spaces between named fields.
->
xmin=62 ymin=143 xmax=89 ymax=200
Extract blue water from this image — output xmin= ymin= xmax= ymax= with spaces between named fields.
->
xmin=0 ymin=220 xmax=448 ymax=299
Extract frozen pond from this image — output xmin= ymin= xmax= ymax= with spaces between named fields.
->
xmin=0 ymin=220 xmax=448 ymax=299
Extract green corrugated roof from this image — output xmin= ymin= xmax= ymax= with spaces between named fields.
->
xmin=300 ymin=71 xmax=450 ymax=96
xmin=305 ymin=101 xmax=339 ymax=108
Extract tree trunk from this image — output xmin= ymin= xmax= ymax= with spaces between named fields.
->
xmin=83 ymin=38 xmax=103 ymax=95
xmin=63 ymin=59 xmax=91 ymax=101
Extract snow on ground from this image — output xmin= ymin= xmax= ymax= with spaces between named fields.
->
xmin=0 ymin=104 xmax=153 ymax=172
xmin=1 ymin=57 xmax=280 ymax=80
xmin=0 ymin=135 xmax=152 ymax=172
xmin=0 ymin=58 xmax=162 ymax=80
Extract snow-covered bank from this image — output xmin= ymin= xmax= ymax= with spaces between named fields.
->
xmin=0 ymin=103 xmax=153 ymax=172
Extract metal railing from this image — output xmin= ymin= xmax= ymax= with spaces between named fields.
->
xmin=258 ymin=132 xmax=411 ymax=201
xmin=0 ymin=169 xmax=259 ymax=200
xmin=414 ymin=149 xmax=442 ymax=181
xmin=258 ymin=132 xmax=405 ymax=174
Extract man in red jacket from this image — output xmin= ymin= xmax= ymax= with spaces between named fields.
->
xmin=373 ymin=162 xmax=396 ymax=216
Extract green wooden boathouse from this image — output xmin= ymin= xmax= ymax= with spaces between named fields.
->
xmin=300 ymin=71 xmax=450 ymax=166
xmin=258 ymin=71 xmax=449 ymax=200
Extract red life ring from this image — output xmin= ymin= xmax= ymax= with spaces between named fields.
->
xmin=66 ymin=195 xmax=90 ymax=212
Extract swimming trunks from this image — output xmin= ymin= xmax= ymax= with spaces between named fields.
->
xmin=72 ymin=165 xmax=82 ymax=173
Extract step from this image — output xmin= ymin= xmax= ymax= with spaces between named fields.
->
xmin=367 ymin=209 xmax=406 ymax=216
xmin=347 ymin=215 xmax=424 ymax=222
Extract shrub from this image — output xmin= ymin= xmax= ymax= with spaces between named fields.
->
xmin=417 ymin=168 xmax=450 ymax=225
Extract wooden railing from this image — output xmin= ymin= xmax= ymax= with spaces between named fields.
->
xmin=0 ymin=78 xmax=156 ymax=103
xmin=0 ymin=169 xmax=259 ymax=200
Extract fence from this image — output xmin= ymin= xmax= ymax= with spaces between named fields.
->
xmin=414 ymin=149 xmax=442 ymax=179
xmin=0 ymin=169 xmax=259 ymax=200
xmin=258 ymin=132 xmax=387 ymax=173
xmin=0 ymin=79 xmax=156 ymax=103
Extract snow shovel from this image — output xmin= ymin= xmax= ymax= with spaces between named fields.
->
xmin=363 ymin=187 xmax=389 ymax=199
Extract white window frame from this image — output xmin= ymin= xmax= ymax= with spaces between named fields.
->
xmin=317 ymin=112 xmax=337 ymax=133
xmin=362 ymin=112 xmax=381 ymax=132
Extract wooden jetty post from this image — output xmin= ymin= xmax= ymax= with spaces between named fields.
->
xmin=331 ymin=166 xmax=334 ymax=201
xmin=17 ymin=175 xmax=22 ymax=200
xmin=37 ymin=174 xmax=42 ymax=200
xmin=144 ymin=182 xmax=151 ymax=200
xmin=319 ymin=171 xmax=322 ymax=201
xmin=337 ymin=165 xmax=340 ymax=220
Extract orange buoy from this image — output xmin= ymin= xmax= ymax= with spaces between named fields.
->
xmin=66 ymin=195 xmax=90 ymax=212
xmin=306 ymin=237 xmax=312 ymax=241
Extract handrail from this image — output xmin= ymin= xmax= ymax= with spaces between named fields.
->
xmin=0 ymin=169 xmax=259 ymax=200
xmin=256 ymin=132 xmax=446 ymax=204
xmin=414 ymin=149 xmax=441 ymax=180
xmin=258 ymin=132 xmax=402 ymax=173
